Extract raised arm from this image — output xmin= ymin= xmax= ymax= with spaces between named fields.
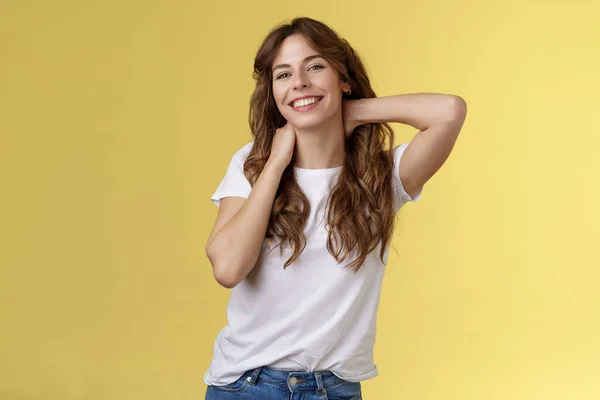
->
xmin=344 ymin=93 xmax=467 ymax=198
xmin=205 ymin=124 xmax=296 ymax=288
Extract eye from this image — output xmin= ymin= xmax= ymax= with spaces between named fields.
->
xmin=275 ymin=65 xmax=323 ymax=80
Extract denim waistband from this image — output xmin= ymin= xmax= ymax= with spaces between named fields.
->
xmin=245 ymin=366 xmax=343 ymax=392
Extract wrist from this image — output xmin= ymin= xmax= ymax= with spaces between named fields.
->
xmin=343 ymin=99 xmax=364 ymax=136
xmin=265 ymin=158 xmax=288 ymax=176
xmin=350 ymin=98 xmax=370 ymax=126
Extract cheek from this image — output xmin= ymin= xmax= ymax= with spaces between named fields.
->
xmin=271 ymin=86 xmax=288 ymax=111
xmin=322 ymin=76 xmax=343 ymax=103
xmin=272 ymin=83 xmax=285 ymax=101
xmin=322 ymin=70 xmax=342 ymax=89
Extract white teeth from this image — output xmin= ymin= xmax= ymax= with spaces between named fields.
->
xmin=292 ymin=97 xmax=320 ymax=108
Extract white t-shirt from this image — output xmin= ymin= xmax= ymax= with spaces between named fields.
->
xmin=204 ymin=141 xmax=422 ymax=386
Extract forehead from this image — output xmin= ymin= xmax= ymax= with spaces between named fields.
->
xmin=273 ymin=34 xmax=319 ymax=65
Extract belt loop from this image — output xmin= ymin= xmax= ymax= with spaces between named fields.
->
xmin=315 ymin=371 xmax=325 ymax=394
xmin=249 ymin=366 xmax=263 ymax=385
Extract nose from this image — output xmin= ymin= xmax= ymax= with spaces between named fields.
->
xmin=292 ymin=71 xmax=310 ymax=90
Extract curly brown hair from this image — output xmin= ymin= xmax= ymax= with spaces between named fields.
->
xmin=245 ymin=17 xmax=398 ymax=272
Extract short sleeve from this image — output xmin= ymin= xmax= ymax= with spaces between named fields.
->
xmin=210 ymin=142 xmax=253 ymax=207
xmin=392 ymin=142 xmax=423 ymax=213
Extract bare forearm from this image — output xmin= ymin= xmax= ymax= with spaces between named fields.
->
xmin=206 ymin=161 xmax=284 ymax=287
xmin=350 ymin=93 xmax=465 ymax=131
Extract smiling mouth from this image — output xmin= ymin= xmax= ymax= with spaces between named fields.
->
xmin=290 ymin=96 xmax=323 ymax=109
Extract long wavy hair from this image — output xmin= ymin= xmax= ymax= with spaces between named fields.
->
xmin=245 ymin=17 xmax=397 ymax=272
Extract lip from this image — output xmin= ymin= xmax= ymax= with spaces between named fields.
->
xmin=288 ymin=95 xmax=324 ymax=106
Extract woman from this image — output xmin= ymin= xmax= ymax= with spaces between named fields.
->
xmin=204 ymin=16 xmax=467 ymax=400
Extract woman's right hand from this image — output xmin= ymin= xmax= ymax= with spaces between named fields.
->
xmin=268 ymin=123 xmax=296 ymax=171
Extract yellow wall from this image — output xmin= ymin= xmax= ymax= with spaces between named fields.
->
xmin=1 ymin=1 xmax=599 ymax=399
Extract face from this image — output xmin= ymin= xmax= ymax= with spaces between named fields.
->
xmin=271 ymin=34 xmax=349 ymax=130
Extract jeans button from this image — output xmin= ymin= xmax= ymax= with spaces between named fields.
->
xmin=289 ymin=376 xmax=298 ymax=386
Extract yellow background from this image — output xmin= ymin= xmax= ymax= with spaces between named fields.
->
xmin=1 ymin=0 xmax=599 ymax=399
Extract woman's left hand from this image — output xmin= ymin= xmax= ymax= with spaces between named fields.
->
xmin=342 ymin=99 xmax=359 ymax=139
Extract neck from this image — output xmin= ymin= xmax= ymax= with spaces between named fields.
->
xmin=291 ymin=114 xmax=345 ymax=169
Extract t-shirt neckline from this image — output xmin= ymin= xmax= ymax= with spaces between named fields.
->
xmin=293 ymin=165 xmax=343 ymax=173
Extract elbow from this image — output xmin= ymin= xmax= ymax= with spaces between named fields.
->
xmin=205 ymin=243 xmax=241 ymax=289
xmin=213 ymin=265 xmax=240 ymax=289
xmin=447 ymin=95 xmax=467 ymax=123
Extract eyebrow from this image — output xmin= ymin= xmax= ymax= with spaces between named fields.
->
xmin=272 ymin=54 xmax=324 ymax=72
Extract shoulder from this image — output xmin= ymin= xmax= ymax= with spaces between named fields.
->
xmin=390 ymin=142 xmax=423 ymax=208
xmin=230 ymin=141 xmax=254 ymax=164
xmin=391 ymin=142 xmax=409 ymax=160
xmin=237 ymin=141 xmax=254 ymax=157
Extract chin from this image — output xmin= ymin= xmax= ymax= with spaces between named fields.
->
xmin=286 ymin=111 xmax=337 ymax=131
xmin=289 ymin=118 xmax=324 ymax=130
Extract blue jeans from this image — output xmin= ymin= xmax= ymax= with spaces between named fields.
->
xmin=205 ymin=366 xmax=362 ymax=399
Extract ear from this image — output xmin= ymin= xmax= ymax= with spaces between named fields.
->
xmin=341 ymin=82 xmax=351 ymax=93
